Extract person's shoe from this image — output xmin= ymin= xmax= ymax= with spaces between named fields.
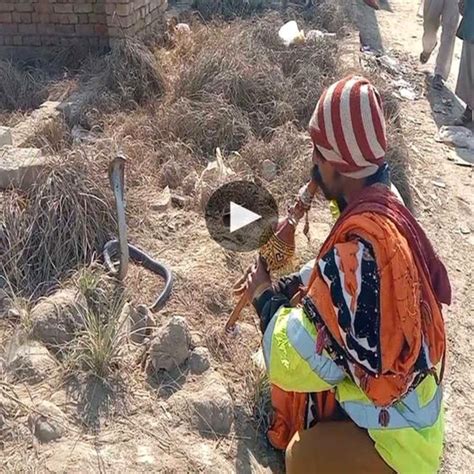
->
xmin=454 ymin=107 xmax=473 ymax=126
xmin=432 ymin=74 xmax=444 ymax=90
xmin=420 ymin=51 xmax=431 ymax=64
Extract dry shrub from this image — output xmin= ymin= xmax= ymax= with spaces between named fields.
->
xmin=0 ymin=60 xmax=47 ymax=112
xmin=24 ymin=116 xmax=72 ymax=153
xmin=192 ymin=0 xmax=267 ymax=20
xmin=174 ymin=34 xmax=294 ymax=136
xmin=1 ymin=154 xmax=115 ymax=299
xmin=277 ymin=38 xmax=340 ymax=126
xmin=237 ymin=122 xmax=312 ymax=197
xmin=70 ymin=39 xmax=166 ymax=128
xmin=173 ymin=16 xmax=340 ymax=136
xmin=385 ymin=128 xmax=413 ymax=211
xmin=158 ymin=94 xmax=252 ymax=156
xmin=302 ymin=0 xmax=350 ymax=34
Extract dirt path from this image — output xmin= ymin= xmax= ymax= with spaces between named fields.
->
xmin=351 ymin=0 xmax=474 ymax=471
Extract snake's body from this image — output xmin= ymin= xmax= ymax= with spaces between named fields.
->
xmin=104 ymin=155 xmax=173 ymax=313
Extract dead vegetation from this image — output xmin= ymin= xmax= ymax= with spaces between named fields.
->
xmin=0 ymin=154 xmax=114 ymax=299
xmin=0 ymin=60 xmax=47 ymax=112
xmin=0 ymin=3 xmax=415 ymax=470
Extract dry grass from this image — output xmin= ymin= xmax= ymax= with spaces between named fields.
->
xmin=69 ymin=39 xmax=166 ymax=128
xmin=0 ymin=154 xmax=115 ymax=299
xmin=0 ymin=60 xmax=47 ymax=112
xmin=69 ymin=270 xmax=128 ymax=378
xmin=158 ymin=95 xmax=252 ymax=156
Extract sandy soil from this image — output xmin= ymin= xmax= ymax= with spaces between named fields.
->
xmin=1 ymin=1 xmax=473 ymax=472
xmin=351 ymin=0 xmax=474 ymax=471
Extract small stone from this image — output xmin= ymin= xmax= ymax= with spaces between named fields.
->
xmin=159 ymin=161 xmax=182 ymax=190
xmin=151 ymin=186 xmax=172 ymax=212
xmin=261 ymin=159 xmax=277 ymax=181
xmin=28 ymin=401 xmax=65 ymax=443
xmin=30 ymin=289 xmax=86 ymax=349
xmin=149 ymin=316 xmax=191 ymax=372
xmin=189 ymin=347 xmax=211 ymax=375
xmin=129 ymin=304 xmax=153 ymax=344
xmin=169 ymin=372 xmax=233 ymax=435
xmin=8 ymin=341 xmax=57 ymax=384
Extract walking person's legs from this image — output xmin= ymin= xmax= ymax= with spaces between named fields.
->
xmin=433 ymin=0 xmax=460 ymax=86
xmin=421 ymin=0 xmax=443 ymax=63
xmin=455 ymin=41 xmax=474 ymax=125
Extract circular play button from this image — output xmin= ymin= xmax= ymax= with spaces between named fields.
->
xmin=205 ymin=181 xmax=279 ymax=252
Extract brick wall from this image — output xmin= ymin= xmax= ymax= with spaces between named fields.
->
xmin=0 ymin=0 xmax=167 ymax=57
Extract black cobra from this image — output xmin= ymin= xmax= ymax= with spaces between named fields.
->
xmin=103 ymin=155 xmax=173 ymax=313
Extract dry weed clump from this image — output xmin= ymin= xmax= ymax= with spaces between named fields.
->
xmin=0 ymin=60 xmax=47 ymax=112
xmin=192 ymin=0 xmax=267 ymax=20
xmin=158 ymin=95 xmax=252 ymax=156
xmin=1 ymin=154 xmax=115 ymax=299
xmin=69 ymin=269 xmax=128 ymax=378
xmin=237 ymin=122 xmax=312 ymax=196
xmin=70 ymin=40 xmax=166 ymax=128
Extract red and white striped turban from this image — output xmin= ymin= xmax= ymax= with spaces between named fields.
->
xmin=309 ymin=76 xmax=387 ymax=179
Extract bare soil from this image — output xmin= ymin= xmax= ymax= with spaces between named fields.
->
xmin=1 ymin=1 xmax=473 ymax=472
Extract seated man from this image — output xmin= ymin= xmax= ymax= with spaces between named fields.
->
xmin=243 ymin=76 xmax=450 ymax=473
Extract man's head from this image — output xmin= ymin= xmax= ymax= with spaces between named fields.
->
xmin=308 ymin=76 xmax=387 ymax=201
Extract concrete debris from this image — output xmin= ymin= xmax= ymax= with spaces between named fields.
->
xmin=8 ymin=341 xmax=57 ymax=384
xmin=170 ymin=372 xmax=234 ymax=435
xmin=0 ymin=146 xmax=48 ymax=191
xmin=189 ymin=346 xmax=211 ymax=375
xmin=0 ymin=126 xmax=12 ymax=147
xmin=30 ymin=289 xmax=86 ymax=349
xmin=12 ymin=101 xmax=61 ymax=147
xmin=305 ymin=30 xmax=336 ymax=42
xmin=151 ymin=186 xmax=172 ymax=212
xmin=149 ymin=316 xmax=191 ymax=372
xmin=28 ymin=401 xmax=66 ymax=443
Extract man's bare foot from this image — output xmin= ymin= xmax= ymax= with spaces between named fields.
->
xmin=432 ymin=74 xmax=444 ymax=90
xmin=454 ymin=107 xmax=473 ymax=126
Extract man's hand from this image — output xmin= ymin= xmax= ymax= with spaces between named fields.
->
xmin=233 ymin=256 xmax=272 ymax=302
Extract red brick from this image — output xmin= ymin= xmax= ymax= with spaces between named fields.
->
xmin=18 ymin=23 xmax=37 ymax=35
xmin=75 ymin=24 xmax=95 ymax=35
xmin=0 ymin=23 xmax=18 ymax=35
xmin=55 ymin=24 xmax=75 ymax=36
xmin=24 ymin=36 xmax=42 ymax=46
xmin=16 ymin=4 xmax=34 ymax=13
xmin=12 ymin=12 xmax=32 ymax=23
xmin=95 ymin=23 xmax=108 ymax=35
xmin=0 ymin=12 xmax=12 ymax=22
xmin=54 ymin=4 xmax=74 ymax=14
xmin=0 ymin=3 xmax=14 ymax=13
xmin=74 ymin=4 xmax=93 ymax=14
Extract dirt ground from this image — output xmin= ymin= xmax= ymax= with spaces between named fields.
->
xmin=350 ymin=0 xmax=474 ymax=471
xmin=1 ymin=1 xmax=473 ymax=472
